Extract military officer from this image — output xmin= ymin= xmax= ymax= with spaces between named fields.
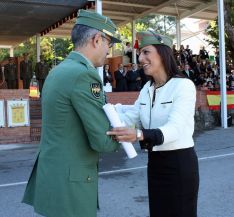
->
xmin=20 ymin=53 xmax=33 ymax=89
xmin=22 ymin=9 xmax=121 ymax=217
xmin=35 ymin=55 xmax=49 ymax=94
xmin=4 ymin=57 xmax=18 ymax=89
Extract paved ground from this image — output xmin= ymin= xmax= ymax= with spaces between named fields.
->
xmin=0 ymin=127 xmax=234 ymax=217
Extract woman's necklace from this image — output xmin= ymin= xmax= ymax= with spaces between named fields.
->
xmin=153 ymin=81 xmax=166 ymax=89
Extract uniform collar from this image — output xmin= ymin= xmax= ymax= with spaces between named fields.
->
xmin=68 ymin=51 xmax=95 ymax=69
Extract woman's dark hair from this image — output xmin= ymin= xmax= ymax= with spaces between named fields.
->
xmin=153 ymin=44 xmax=185 ymax=78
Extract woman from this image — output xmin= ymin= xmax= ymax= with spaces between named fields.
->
xmin=124 ymin=42 xmax=133 ymax=63
xmin=107 ymin=30 xmax=199 ymax=217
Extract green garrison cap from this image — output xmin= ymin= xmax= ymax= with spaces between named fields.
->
xmin=137 ymin=30 xmax=173 ymax=49
xmin=76 ymin=9 xmax=121 ymax=43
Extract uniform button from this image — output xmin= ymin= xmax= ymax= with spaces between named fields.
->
xmin=87 ymin=176 xmax=91 ymax=182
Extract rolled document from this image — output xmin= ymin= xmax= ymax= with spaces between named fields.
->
xmin=103 ymin=103 xmax=137 ymax=159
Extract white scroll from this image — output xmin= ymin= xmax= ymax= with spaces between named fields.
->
xmin=103 ymin=103 xmax=137 ymax=159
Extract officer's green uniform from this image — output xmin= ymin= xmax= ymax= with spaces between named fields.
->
xmin=4 ymin=61 xmax=18 ymax=89
xmin=22 ymin=10 xmax=121 ymax=217
xmin=20 ymin=57 xmax=33 ymax=89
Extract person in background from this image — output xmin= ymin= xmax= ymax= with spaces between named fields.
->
xmin=126 ymin=63 xmax=141 ymax=91
xmin=187 ymin=49 xmax=193 ymax=66
xmin=199 ymin=46 xmax=209 ymax=60
xmin=107 ymin=30 xmax=199 ymax=217
xmin=22 ymin=9 xmax=121 ymax=217
xmin=185 ymin=44 xmax=191 ymax=54
xmin=35 ymin=55 xmax=50 ymax=95
xmin=103 ymin=64 xmax=113 ymax=85
xmin=5 ymin=57 xmax=17 ymax=89
xmin=172 ymin=44 xmax=178 ymax=60
xmin=200 ymin=80 xmax=208 ymax=90
xmin=20 ymin=53 xmax=33 ymax=89
xmin=206 ymin=80 xmax=214 ymax=90
xmin=114 ymin=63 xmax=128 ymax=91
xmin=182 ymin=63 xmax=194 ymax=82
xmin=0 ymin=65 xmax=7 ymax=89
xmin=124 ymin=42 xmax=133 ymax=63
xmin=229 ymin=69 xmax=234 ymax=85
xmin=229 ymin=80 xmax=234 ymax=91
xmin=200 ymin=60 xmax=207 ymax=73
xmin=179 ymin=45 xmax=188 ymax=64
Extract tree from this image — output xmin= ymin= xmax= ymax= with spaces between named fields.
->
xmin=116 ymin=14 xmax=176 ymax=52
xmin=0 ymin=49 xmax=9 ymax=62
xmin=206 ymin=0 xmax=234 ymax=63
xmin=136 ymin=14 xmax=176 ymax=37
xmin=224 ymin=0 xmax=234 ymax=62
xmin=0 ymin=37 xmax=72 ymax=69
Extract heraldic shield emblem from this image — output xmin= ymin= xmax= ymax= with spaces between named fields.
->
xmin=90 ymin=83 xmax=101 ymax=99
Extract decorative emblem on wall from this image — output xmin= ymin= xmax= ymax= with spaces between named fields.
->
xmin=0 ymin=100 xmax=5 ymax=127
xmin=7 ymin=99 xmax=30 ymax=127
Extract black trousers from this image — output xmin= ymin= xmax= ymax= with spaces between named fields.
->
xmin=38 ymin=79 xmax=45 ymax=94
xmin=23 ymin=79 xmax=31 ymax=89
xmin=7 ymin=80 xmax=17 ymax=89
xmin=148 ymin=147 xmax=199 ymax=217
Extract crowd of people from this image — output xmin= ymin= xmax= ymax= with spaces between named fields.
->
xmin=0 ymin=53 xmax=49 ymax=93
xmin=103 ymin=63 xmax=150 ymax=92
xmin=1 ymin=44 xmax=233 ymax=93
xmin=103 ymin=43 xmax=233 ymax=92
xmin=173 ymin=45 xmax=234 ymax=91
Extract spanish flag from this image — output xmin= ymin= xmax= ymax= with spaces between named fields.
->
xmin=206 ymin=91 xmax=234 ymax=110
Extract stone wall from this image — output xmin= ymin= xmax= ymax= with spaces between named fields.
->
xmin=0 ymin=90 xmax=231 ymax=144
xmin=106 ymin=91 xmax=229 ymax=131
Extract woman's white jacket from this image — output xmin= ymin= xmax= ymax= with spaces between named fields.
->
xmin=117 ymin=77 xmax=196 ymax=151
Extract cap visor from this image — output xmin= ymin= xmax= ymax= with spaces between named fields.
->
xmin=110 ymin=36 xmax=122 ymax=43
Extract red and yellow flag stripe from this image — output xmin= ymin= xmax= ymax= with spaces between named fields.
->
xmin=206 ymin=91 xmax=234 ymax=110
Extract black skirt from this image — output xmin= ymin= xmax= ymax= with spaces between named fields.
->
xmin=147 ymin=147 xmax=199 ymax=217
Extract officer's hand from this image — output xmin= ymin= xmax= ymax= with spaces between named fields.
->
xmin=106 ymin=127 xmax=137 ymax=143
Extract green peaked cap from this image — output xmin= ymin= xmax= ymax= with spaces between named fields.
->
xmin=137 ymin=30 xmax=173 ymax=49
xmin=76 ymin=9 xmax=121 ymax=43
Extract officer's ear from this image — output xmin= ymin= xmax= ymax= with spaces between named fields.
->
xmin=92 ymin=33 xmax=102 ymax=48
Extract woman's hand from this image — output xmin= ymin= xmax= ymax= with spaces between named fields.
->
xmin=107 ymin=127 xmax=138 ymax=143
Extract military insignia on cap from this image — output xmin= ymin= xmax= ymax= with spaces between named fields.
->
xmin=103 ymin=29 xmax=113 ymax=36
xmin=90 ymin=83 xmax=101 ymax=99
xmin=148 ymin=30 xmax=164 ymax=44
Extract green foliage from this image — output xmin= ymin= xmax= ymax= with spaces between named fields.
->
xmin=0 ymin=48 xmax=9 ymax=62
xmin=116 ymin=22 xmax=148 ymax=50
xmin=136 ymin=15 xmax=176 ymax=36
xmin=0 ymin=37 xmax=72 ymax=68
xmin=116 ymin=14 xmax=176 ymax=52
xmin=206 ymin=1 xmax=234 ymax=62
xmin=205 ymin=19 xmax=220 ymax=48
xmin=53 ymin=38 xmax=73 ymax=65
